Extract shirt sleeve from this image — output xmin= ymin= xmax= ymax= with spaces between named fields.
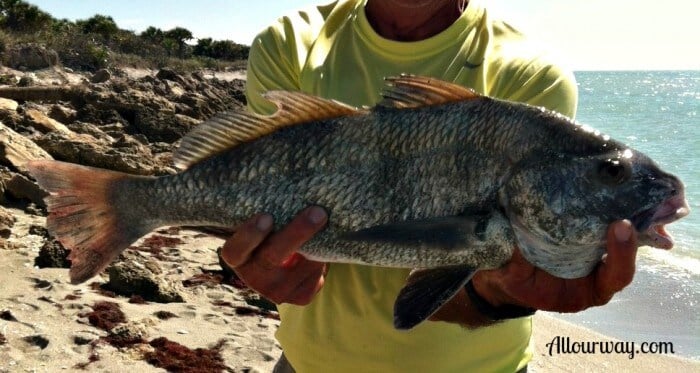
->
xmin=245 ymin=4 xmax=335 ymax=115
xmin=488 ymin=55 xmax=579 ymax=119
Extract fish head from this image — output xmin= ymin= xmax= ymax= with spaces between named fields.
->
xmin=502 ymin=147 xmax=689 ymax=278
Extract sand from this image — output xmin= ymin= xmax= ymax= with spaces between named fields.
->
xmin=531 ymin=313 xmax=698 ymax=372
xmin=0 ymin=208 xmax=281 ymax=373
xmin=1 ymin=207 xmax=697 ymax=372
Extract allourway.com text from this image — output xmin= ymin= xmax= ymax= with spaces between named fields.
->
xmin=546 ymin=336 xmax=675 ymax=359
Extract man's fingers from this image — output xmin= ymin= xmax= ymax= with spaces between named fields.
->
xmin=595 ymin=220 xmax=638 ymax=302
xmin=254 ymin=206 xmax=327 ymax=268
xmin=259 ymin=260 xmax=326 ymax=304
xmin=221 ymin=214 xmax=274 ymax=268
xmin=288 ymin=263 xmax=327 ymax=305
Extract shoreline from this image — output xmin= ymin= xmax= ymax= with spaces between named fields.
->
xmin=549 ymin=252 xmax=700 ymax=360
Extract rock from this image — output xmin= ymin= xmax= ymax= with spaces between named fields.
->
xmin=177 ymin=92 xmax=215 ymax=118
xmin=0 ymin=98 xmax=19 ymax=112
xmin=48 ymin=105 xmax=77 ymax=124
xmin=156 ymin=68 xmax=184 ymax=84
xmin=28 ymin=224 xmax=49 ymax=237
xmin=106 ymin=322 xmax=148 ymax=348
xmin=113 ymin=133 xmax=148 ymax=148
xmin=174 ymin=113 xmax=201 ymax=127
xmin=76 ymin=105 xmax=128 ymax=128
xmin=4 ymin=172 xmax=48 ymax=206
xmin=199 ymin=86 xmax=225 ymax=103
xmin=106 ymin=257 xmax=185 ymax=303
xmin=0 ymin=166 xmax=11 ymax=200
xmin=91 ymin=69 xmax=111 ymax=83
xmin=133 ymin=109 xmax=199 ymax=143
xmin=169 ymin=84 xmax=186 ymax=97
xmin=4 ymin=44 xmax=60 ymax=70
xmin=0 ymin=205 xmax=15 ymax=238
xmin=35 ymin=131 xmax=157 ymax=175
xmin=0 ymin=108 xmax=23 ymax=130
xmin=23 ymin=108 xmax=73 ymax=134
xmin=191 ymin=71 xmax=205 ymax=81
xmin=17 ymin=75 xmax=34 ymax=87
xmin=0 ymin=122 xmax=53 ymax=174
xmin=23 ymin=202 xmax=43 ymax=215
xmin=149 ymin=141 xmax=175 ymax=154
xmin=243 ymin=293 xmax=277 ymax=313
xmin=66 ymin=121 xmax=113 ymax=142
xmin=34 ymin=239 xmax=71 ymax=268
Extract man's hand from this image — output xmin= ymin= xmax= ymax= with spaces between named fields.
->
xmin=220 ymin=206 xmax=328 ymax=306
xmin=432 ymin=220 xmax=639 ymax=326
xmin=475 ymin=219 xmax=638 ymax=312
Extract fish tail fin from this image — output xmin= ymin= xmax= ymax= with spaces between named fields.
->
xmin=27 ymin=160 xmax=154 ymax=284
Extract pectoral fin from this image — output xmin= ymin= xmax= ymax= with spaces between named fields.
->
xmin=394 ymin=266 xmax=476 ymax=330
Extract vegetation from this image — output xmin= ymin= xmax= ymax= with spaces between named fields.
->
xmin=0 ymin=0 xmax=248 ymax=72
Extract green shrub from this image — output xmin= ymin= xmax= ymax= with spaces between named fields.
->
xmin=0 ymin=0 xmax=52 ymax=33
xmin=0 ymin=0 xmax=248 ymax=72
xmin=0 ymin=29 xmax=11 ymax=54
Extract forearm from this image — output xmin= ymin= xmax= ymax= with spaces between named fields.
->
xmin=430 ymin=275 xmax=535 ymax=328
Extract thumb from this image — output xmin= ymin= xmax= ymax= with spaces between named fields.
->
xmin=595 ymin=220 xmax=638 ymax=302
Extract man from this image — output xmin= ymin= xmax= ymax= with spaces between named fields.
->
xmin=220 ymin=0 xmax=639 ymax=371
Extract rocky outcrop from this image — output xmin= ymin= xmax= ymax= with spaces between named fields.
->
xmin=3 ymin=44 xmax=60 ymax=71
xmin=0 ymin=66 xmax=246 ymax=204
xmin=0 ymin=65 xmax=251 ymax=342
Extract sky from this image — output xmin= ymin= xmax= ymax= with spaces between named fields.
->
xmin=26 ymin=0 xmax=700 ymax=71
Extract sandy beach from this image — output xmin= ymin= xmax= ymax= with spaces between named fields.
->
xmin=0 ymin=206 xmax=696 ymax=372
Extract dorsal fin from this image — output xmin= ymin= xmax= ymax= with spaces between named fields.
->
xmin=380 ymin=75 xmax=480 ymax=109
xmin=173 ymin=91 xmax=361 ymax=169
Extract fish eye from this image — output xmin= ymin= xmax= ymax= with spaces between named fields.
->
xmin=597 ymin=158 xmax=631 ymax=185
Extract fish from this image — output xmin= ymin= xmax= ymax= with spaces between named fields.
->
xmin=27 ymin=75 xmax=690 ymax=330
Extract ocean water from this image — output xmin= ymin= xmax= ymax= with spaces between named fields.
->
xmin=576 ymin=70 xmax=699 ymax=261
xmin=553 ymin=70 xmax=699 ymax=359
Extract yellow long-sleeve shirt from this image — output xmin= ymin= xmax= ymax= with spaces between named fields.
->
xmin=245 ymin=1 xmax=578 ymax=372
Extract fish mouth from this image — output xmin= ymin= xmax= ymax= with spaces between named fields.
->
xmin=632 ymin=194 xmax=690 ymax=250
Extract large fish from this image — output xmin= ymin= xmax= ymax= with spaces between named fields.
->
xmin=27 ymin=76 xmax=689 ymax=329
